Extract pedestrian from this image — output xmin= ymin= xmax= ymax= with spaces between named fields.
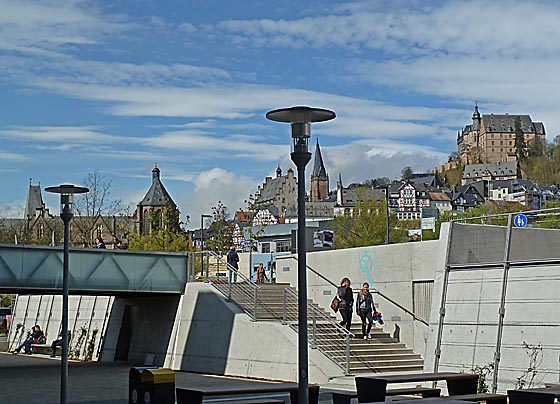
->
xmin=226 ymin=245 xmax=239 ymax=283
xmin=337 ymin=277 xmax=354 ymax=331
xmin=255 ymin=263 xmax=268 ymax=284
xmin=116 ymin=240 xmax=128 ymax=250
xmin=95 ymin=237 xmax=106 ymax=249
xmin=13 ymin=324 xmax=43 ymax=354
xmin=356 ymin=282 xmax=375 ymax=339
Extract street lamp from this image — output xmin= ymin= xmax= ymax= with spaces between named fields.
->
xmin=200 ymin=214 xmax=212 ymax=277
xmin=45 ymin=184 xmax=89 ymax=404
xmin=381 ymin=185 xmax=390 ymax=245
xmin=266 ymin=106 xmax=335 ymax=404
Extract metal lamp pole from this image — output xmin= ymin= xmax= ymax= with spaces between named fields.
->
xmin=45 ymin=184 xmax=89 ymax=404
xmin=384 ymin=186 xmax=390 ymax=244
xmin=200 ymin=214 xmax=211 ymax=277
xmin=266 ymin=106 xmax=335 ymax=404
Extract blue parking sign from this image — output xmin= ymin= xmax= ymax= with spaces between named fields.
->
xmin=514 ymin=213 xmax=528 ymax=228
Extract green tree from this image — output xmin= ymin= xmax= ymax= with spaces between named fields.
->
xmin=333 ymin=197 xmax=397 ymax=248
xmin=127 ymin=199 xmax=189 ymax=252
xmin=207 ymin=201 xmax=233 ymax=254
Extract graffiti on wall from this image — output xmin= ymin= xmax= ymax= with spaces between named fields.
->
xmin=359 ymin=249 xmax=382 ymax=287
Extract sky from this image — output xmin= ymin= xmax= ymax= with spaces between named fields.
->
xmin=2 ymin=0 xmax=560 ymax=228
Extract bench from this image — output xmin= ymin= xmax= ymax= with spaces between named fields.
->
xmin=355 ymin=372 xmax=478 ymax=403
xmin=30 ymin=343 xmax=56 ymax=355
xmin=331 ymin=386 xmax=441 ymax=404
xmin=176 ymin=382 xmax=319 ymax=404
xmin=507 ymin=386 xmax=560 ymax=404
xmin=446 ymin=392 xmax=508 ymax=403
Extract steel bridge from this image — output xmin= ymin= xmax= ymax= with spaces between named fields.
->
xmin=0 ymin=244 xmax=188 ymax=295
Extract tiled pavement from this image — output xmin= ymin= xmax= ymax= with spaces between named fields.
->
xmin=0 ymin=352 xmax=338 ymax=403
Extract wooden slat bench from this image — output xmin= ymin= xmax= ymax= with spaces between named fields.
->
xmin=176 ymin=382 xmax=319 ymax=404
xmin=447 ymin=392 xmax=508 ymax=403
xmin=331 ymin=386 xmax=441 ymax=404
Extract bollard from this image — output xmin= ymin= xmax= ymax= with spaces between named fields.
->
xmin=140 ymin=368 xmax=175 ymax=404
xmin=129 ymin=366 xmax=158 ymax=404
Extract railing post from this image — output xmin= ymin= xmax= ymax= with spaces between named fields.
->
xmin=282 ymin=288 xmax=287 ymax=324
xmin=253 ymin=287 xmax=258 ymax=321
xmin=227 ymin=264 xmax=232 ymax=301
xmin=311 ymin=309 xmax=317 ymax=349
xmin=345 ymin=333 xmax=351 ymax=376
xmin=205 ymin=252 xmax=209 ymax=281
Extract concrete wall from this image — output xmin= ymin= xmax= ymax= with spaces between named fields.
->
xmin=7 ymin=294 xmax=113 ymax=360
xmin=425 ymin=223 xmax=560 ymax=390
xmin=275 ymin=231 xmax=447 ymax=355
xmin=162 ymin=282 xmax=342 ymax=383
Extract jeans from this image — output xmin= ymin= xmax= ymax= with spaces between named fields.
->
xmin=15 ymin=338 xmax=33 ymax=354
xmin=228 ymin=267 xmax=238 ymax=283
xmin=51 ymin=339 xmax=63 ymax=356
xmin=340 ymin=308 xmax=352 ymax=331
xmin=359 ymin=310 xmax=374 ymax=336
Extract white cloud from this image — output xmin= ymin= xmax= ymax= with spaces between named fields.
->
xmin=0 ymin=0 xmax=133 ymax=52
xmin=180 ymin=167 xmax=259 ymax=229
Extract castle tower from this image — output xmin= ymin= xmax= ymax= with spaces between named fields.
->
xmin=310 ymin=139 xmax=329 ymax=202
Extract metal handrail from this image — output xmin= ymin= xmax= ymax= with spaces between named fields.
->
xmin=283 ymin=286 xmax=354 ymax=376
xmin=203 ymin=251 xmax=262 ymax=320
xmin=289 ymin=255 xmax=429 ymax=325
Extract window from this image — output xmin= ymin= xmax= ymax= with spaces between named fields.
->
xmin=261 ymin=242 xmax=271 ymax=253
xmin=276 ymin=240 xmax=291 ymax=252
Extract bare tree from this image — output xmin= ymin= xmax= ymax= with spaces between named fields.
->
xmin=73 ymin=170 xmax=122 ymax=246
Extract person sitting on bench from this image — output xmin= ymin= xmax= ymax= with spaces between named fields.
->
xmin=50 ymin=331 xmax=71 ymax=358
xmin=13 ymin=325 xmax=43 ymax=355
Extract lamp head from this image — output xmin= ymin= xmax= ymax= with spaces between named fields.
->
xmin=45 ymin=184 xmax=89 ymax=215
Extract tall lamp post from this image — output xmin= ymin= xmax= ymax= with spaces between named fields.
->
xmin=266 ymin=106 xmax=335 ymax=404
xmin=45 ymin=184 xmax=89 ymax=404
xmin=200 ymin=214 xmax=212 ymax=277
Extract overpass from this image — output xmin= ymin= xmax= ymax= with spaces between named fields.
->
xmin=0 ymin=244 xmax=189 ymax=295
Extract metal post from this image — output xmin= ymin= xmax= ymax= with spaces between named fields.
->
xmin=311 ymin=309 xmax=316 ymax=349
xmin=200 ymin=215 xmax=204 ymax=277
xmin=266 ymin=106 xmax=335 ymax=404
xmin=253 ymin=287 xmax=258 ymax=321
xmin=282 ymin=288 xmax=287 ymax=324
xmin=492 ymin=214 xmax=514 ymax=393
xmin=296 ymin=160 xmax=309 ymax=404
xmin=384 ymin=187 xmax=390 ymax=244
xmin=60 ymin=205 xmax=72 ymax=404
xmin=345 ymin=333 xmax=351 ymax=376
xmin=205 ymin=252 xmax=209 ymax=280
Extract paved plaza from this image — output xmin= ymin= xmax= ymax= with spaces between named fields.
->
xmin=0 ymin=352 xmax=337 ymax=403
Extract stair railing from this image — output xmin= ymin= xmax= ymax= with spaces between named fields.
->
xmin=204 ymin=251 xmax=262 ymax=320
xmin=288 ymin=255 xmax=429 ymax=325
xmin=282 ymin=286 xmax=354 ymax=376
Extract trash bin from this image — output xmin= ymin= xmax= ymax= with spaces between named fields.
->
xmin=129 ymin=366 xmax=158 ymax=404
xmin=140 ymin=368 xmax=175 ymax=404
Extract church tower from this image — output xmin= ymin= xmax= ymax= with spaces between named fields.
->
xmin=135 ymin=164 xmax=178 ymax=234
xmin=310 ymin=139 xmax=329 ymax=202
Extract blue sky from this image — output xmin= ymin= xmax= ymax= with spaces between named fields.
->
xmin=2 ymin=0 xmax=560 ymax=227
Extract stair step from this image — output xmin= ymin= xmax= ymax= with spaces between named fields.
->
xmin=211 ymin=282 xmax=425 ymax=375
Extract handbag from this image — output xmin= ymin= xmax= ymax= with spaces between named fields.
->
xmin=330 ymin=296 xmax=340 ymax=313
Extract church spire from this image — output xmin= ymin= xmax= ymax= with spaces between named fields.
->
xmin=312 ymin=138 xmax=327 ymax=179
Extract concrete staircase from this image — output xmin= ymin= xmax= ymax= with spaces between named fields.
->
xmin=212 ymin=281 xmax=424 ymax=374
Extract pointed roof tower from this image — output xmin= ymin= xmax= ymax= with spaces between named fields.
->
xmin=311 ymin=139 xmax=327 ymax=179
xmin=138 ymin=163 xmax=176 ymax=207
xmin=276 ymin=164 xmax=282 ymax=178
xmin=24 ymin=178 xmax=46 ymax=220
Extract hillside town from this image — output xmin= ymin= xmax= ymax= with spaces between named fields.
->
xmin=3 ymin=105 xmax=560 ymax=262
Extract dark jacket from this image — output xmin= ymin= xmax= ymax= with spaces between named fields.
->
xmin=337 ymin=286 xmax=354 ymax=310
xmin=356 ymin=291 xmax=374 ymax=313
xmin=227 ymin=249 xmax=239 ymax=269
